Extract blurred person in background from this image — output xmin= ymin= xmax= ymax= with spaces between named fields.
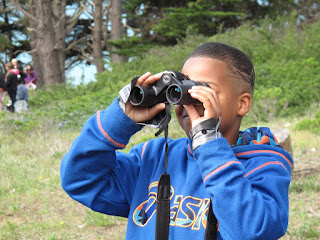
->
xmin=0 ymin=70 xmax=5 ymax=111
xmin=14 ymin=75 xmax=29 ymax=112
xmin=25 ymin=64 xmax=37 ymax=89
xmin=5 ymin=62 xmax=18 ymax=112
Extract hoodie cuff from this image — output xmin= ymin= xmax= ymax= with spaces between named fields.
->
xmin=190 ymin=117 xmax=222 ymax=151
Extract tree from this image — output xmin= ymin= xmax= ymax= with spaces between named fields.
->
xmin=80 ymin=0 xmax=107 ymax=72
xmin=109 ymin=0 xmax=126 ymax=63
xmin=118 ymin=0 xmax=298 ymax=55
xmin=10 ymin=0 xmax=86 ymax=86
xmin=152 ymin=1 xmax=245 ymax=44
xmin=92 ymin=0 xmax=105 ymax=72
xmin=0 ymin=0 xmax=29 ymax=71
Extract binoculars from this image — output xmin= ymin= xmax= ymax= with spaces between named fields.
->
xmin=129 ymin=71 xmax=209 ymax=107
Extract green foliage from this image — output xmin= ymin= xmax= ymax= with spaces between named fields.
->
xmin=295 ymin=110 xmax=320 ymax=135
xmin=212 ymin=13 xmax=320 ymax=122
xmin=1 ymin=15 xmax=320 ymax=135
xmin=107 ymin=36 xmax=155 ymax=57
xmin=152 ymin=0 xmax=245 ymax=43
xmin=0 ymin=35 xmax=10 ymax=51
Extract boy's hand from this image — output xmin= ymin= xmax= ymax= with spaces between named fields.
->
xmin=184 ymin=86 xmax=222 ymax=128
xmin=125 ymin=72 xmax=166 ymax=123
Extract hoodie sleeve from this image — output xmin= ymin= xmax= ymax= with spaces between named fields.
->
xmin=60 ymin=98 xmax=143 ymax=217
xmin=194 ymin=137 xmax=293 ymax=240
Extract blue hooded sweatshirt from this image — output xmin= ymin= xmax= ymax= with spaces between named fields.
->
xmin=60 ymin=98 xmax=293 ymax=240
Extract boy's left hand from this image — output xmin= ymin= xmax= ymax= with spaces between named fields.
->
xmin=184 ymin=86 xmax=222 ymax=128
xmin=124 ymin=72 xmax=166 ymax=123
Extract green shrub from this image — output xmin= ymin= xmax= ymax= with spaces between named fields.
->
xmin=1 ymin=14 xmax=320 ymax=134
xmin=212 ymin=13 xmax=320 ymax=120
xmin=295 ymin=110 xmax=320 ymax=135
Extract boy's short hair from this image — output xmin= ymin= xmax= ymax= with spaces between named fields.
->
xmin=187 ymin=42 xmax=255 ymax=94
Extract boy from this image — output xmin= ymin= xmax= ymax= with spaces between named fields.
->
xmin=61 ymin=42 xmax=293 ymax=239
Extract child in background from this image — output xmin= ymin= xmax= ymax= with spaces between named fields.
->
xmin=61 ymin=42 xmax=293 ymax=240
xmin=14 ymin=76 xmax=28 ymax=112
xmin=16 ymin=77 xmax=28 ymax=102
xmin=25 ymin=64 xmax=37 ymax=89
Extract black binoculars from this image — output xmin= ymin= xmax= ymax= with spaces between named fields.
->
xmin=129 ymin=71 xmax=209 ymax=107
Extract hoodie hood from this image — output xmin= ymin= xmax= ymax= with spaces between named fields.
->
xmin=234 ymin=127 xmax=280 ymax=147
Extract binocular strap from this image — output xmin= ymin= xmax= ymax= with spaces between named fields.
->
xmin=155 ymin=121 xmax=170 ymax=240
xmin=155 ymin=172 xmax=170 ymax=240
xmin=154 ymin=118 xmax=217 ymax=240
xmin=204 ymin=200 xmax=218 ymax=240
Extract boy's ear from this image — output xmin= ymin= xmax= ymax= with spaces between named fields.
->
xmin=237 ymin=93 xmax=252 ymax=116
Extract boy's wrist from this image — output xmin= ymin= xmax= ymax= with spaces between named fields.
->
xmin=118 ymin=83 xmax=131 ymax=113
xmin=190 ymin=117 xmax=222 ymax=151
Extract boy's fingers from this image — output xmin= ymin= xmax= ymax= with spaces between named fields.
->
xmin=188 ymin=88 xmax=221 ymax=119
xmin=189 ymin=92 xmax=217 ymax=119
xmin=136 ymin=72 xmax=151 ymax=86
xmin=136 ymin=72 xmax=166 ymax=87
xmin=147 ymin=103 xmax=166 ymax=119
xmin=141 ymin=72 xmax=166 ymax=87
xmin=183 ymin=105 xmax=200 ymax=122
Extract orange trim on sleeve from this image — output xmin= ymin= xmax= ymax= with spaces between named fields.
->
xmin=235 ymin=150 xmax=292 ymax=168
xmin=187 ymin=144 xmax=193 ymax=156
xmin=244 ymin=161 xmax=287 ymax=178
xmin=203 ymin=161 xmax=241 ymax=183
xmin=97 ymin=110 xmax=126 ymax=149
xmin=141 ymin=141 xmax=148 ymax=160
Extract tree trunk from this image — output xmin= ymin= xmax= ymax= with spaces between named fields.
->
xmin=110 ymin=0 xmax=126 ymax=63
xmin=35 ymin=0 xmax=63 ymax=85
xmin=92 ymin=0 xmax=105 ymax=73
xmin=3 ymin=0 xmax=14 ymax=61
xmin=52 ymin=0 xmax=66 ymax=83
xmin=28 ymin=0 xmax=44 ymax=87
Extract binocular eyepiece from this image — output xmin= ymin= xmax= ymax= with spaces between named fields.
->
xmin=129 ymin=71 xmax=208 ymax=107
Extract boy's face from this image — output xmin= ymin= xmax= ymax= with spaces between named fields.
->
xmin=175 ymin=57 xmax=243 ymax=141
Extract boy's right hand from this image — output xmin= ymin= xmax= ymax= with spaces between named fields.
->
xmin=125 ymin=72 xmax=166 ymax=123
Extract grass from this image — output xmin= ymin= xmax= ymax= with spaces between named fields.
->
xmin=0 ymin=123 xmax=126 ymax=240
xmin=284 ymin=174 xmax=320 ymax=239
xmin=0 ymin=108 xmax=319 ymax=239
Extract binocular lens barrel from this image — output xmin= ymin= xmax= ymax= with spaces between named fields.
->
xmin=166 ymin=85 xmax=183 ymax=104
xmin=129 ymin=86 xmax=167 ymax=107
xmin=166 ymin=81 xmax=208 ymax=105
xmin=129 ymin=72 xmax=209 ymax=106
xmin=130 ymin=86 xmax=145 ymax=106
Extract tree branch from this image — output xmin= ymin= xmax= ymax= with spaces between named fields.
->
xmin=10 ymin=0 xmax=37 ymax=22
xmin=14 ymin=48 xmax=37 ymax=55
xmin=65 ymin=3 xmax=88 ymax=35
xmin=65 ymin=37 xmax=86 ymax=52
xmin=55 ymin=13 xmax=67 ymax=30
xmin=124 ymin=23 xmax=142 ymax=34
xmin=27 ymin=27 xmax=37 ymax=33
xmin=80 ymin=2 xmax=93 ymax=17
